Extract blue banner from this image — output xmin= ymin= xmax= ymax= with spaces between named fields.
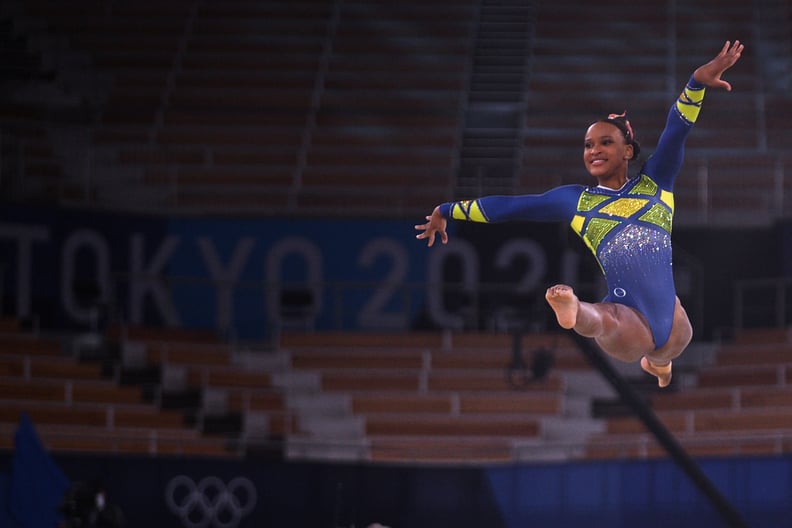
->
xmin=1 ymin=206 xmax=438 ymax=337
xmin=165 ymin=216 xmax=434 ymax=337
xmin=1 ymin=205 xmax=587 ymax=338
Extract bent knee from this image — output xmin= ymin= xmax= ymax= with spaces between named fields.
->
xmin=672 ymin=300 xmax=693 ymax=346
xmin=651 ymin=303 xmax=693 ymax=362
xmin=673 ymin=321 xmax=693 ymax=350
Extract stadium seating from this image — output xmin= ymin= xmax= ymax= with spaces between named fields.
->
xmin=6 ymin=309 xmax=792 ymax=464
xmin=0 ymin=322 xmax=236 ymax=456
xmin=280 ymin=330 xmax=606 ymax=464
xmin=2 ymin=0 xmax=792 ymax=467
xmin=3 ymin=0 xmax=787 ymax=222
xmin=586 ymin=327 xmax=792 ymax=460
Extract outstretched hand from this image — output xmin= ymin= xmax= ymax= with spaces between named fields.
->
xmin=693 ymin=40 xmax=744 ymax=91
xmin=415 ymin=206 xmax=448 ymax=247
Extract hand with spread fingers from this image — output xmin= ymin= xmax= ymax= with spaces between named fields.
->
xmin=693 ymin=39 xmax=744 ymax=91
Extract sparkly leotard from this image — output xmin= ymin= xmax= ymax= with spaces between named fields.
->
xmin=438 ymin=76 xmax=706 ymax=349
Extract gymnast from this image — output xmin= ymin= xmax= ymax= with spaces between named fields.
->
xmin=416 ymin=40 xmax=744 ymax=388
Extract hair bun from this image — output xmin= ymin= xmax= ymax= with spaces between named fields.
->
xmin=603 ymin=111 xmax=640 ymax=160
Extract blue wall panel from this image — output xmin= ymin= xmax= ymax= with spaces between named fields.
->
xmin=5 ymin=450 xmax=791 ymax=528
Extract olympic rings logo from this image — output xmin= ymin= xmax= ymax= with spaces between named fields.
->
xmin=165 ymin=475 xmax=257 ymax=528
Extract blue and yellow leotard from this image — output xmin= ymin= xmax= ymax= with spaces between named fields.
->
xmin=438 ymin=76 xmax=706 ymax=349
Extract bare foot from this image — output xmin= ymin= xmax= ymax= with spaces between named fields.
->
xmin=641 ymin=356 xmax=672 ymax=388
xmin=545 ymin=284 xmax=579 ymax=329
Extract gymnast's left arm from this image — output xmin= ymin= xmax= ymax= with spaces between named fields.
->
xmin=646 ymin=40 xmax=744 ymax=190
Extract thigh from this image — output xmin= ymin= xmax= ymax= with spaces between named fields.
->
xmin=648 ymin=298 xmax=693 ymax=364
xmin=593 ymin=302 xmax=656 ymax=363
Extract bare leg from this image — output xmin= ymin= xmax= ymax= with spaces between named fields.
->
xmin=546 ymin=284 xmax=653 ymax=362
xmin=545 ymin=285 xmax=692 ymax=387
xmin=640 ymin=299 xmax=693 ymax=387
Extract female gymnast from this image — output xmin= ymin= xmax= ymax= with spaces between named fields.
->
xmin=415 ymin=40 xmax=744 ymax=388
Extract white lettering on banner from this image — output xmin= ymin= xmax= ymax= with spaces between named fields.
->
xmin=129 ymin=234 xmax=181 ymax=326
xmin=61 ymin=229 xmax=110 ymax=323
xmin=265 ymin=237 xmax=323 ymax=326
xmin=427 ymin=239 xmax=558 ymax=329
xmin=0 ymin=223 xmax=50 ymax=318
xmin=494 ymin=239 xmax=547 ymax=293
xmin=427 ymin=239 xmax=479 ymax=329
xmin=0 ymin=219 xmax=574 ymax=333
xmin=356 ymin=237 xmax=409 ymax=329
xmin=198 ymin=236 xmax=256 ymax=334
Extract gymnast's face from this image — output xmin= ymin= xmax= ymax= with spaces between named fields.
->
xmin=583 ymin=121 xmax=633 ymax=188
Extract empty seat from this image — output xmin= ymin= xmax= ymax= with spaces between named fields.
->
xmin=364 ymin=414 xmax=540 ymax=438
xmin=369 ymin=436 xmax=515 ymax=463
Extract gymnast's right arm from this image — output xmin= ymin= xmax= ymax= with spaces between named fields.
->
xmin=415 ymin=185 xmax=583 ymax=247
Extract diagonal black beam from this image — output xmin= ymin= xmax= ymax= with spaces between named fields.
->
xmin=568 ymin=331 xmax=751 ymax=528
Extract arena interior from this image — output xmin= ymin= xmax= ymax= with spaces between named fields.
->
xmin=1 ymin=0 xmax=792 ymax=527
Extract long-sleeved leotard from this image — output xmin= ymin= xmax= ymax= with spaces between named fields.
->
xmin=439 ymin=76 xmax=706 ymax=349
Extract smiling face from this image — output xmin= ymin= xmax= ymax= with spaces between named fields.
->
xmin=583 ymin=121 xmax=634 ymax=189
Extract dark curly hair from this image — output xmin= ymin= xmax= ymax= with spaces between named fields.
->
xmin=597 ymin=111 xmax=641 ymax=160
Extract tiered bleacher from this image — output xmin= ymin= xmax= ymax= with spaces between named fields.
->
xmin=1 ymin=0 xmax=787 ymax=222
xmin=6 ymin=306 xmax=792 ymax=465
xmin=1 ymin=0 xmax=792 ymax=469
xmin=586 ymin=327 xmax=792 ymax=459
xmin=278 ymin=330 xmax=606 ymax=464
xmin=4 ymin=0 xmax=476 ymax=216
xmin=520 ymin=0 xmax=789 ymax=226
xmin=0 ymin=319 xmax=235 ymax=456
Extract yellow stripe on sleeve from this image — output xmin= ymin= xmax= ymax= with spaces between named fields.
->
xmin=570 ymin=214 xmax=585 ymax=236
xmin=676 ymin=85 xmax=705 ymax=124
xmin=450 ymin=200 xmax=489 ymax=222
xmin=451 ymin=202 xmax=468 ymax=220
xmin=467 ymin=201 xmax=488 ymax=222
xmin=660 ymin=189 xmax=674 ymax=212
